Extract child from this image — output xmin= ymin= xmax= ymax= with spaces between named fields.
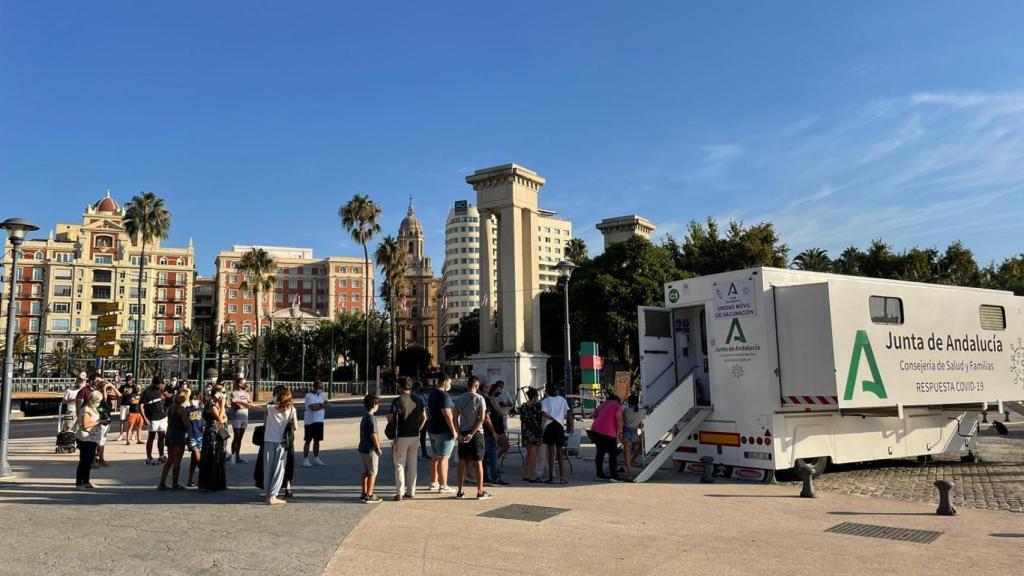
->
xmin=185 ymin=389 xmax=205 ymax=487
xmin=358 ymin=394 xmax=383 ymax=503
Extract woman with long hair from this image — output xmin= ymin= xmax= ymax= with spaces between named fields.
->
xmin=158 ymin=391 xmax=189 ymax=490
xmin=621 ymin=394 xmax=644 ymax=479
xmin=519 ymin=388 xmax=544 ymax=482
xmin=74 ymin=390 xmax=104 ymax=489
xmin=262 ymin=387 xmax=298 ymax=505
xmin=198 ymin=384 xmax=229 ymax=492
xmin=589 ymin=392 xmax=625 ymax=482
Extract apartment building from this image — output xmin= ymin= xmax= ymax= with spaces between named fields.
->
xmin=213 ymin=245 xmax=371 ymax=335
xmin=0 ymin=191 xmax=196 ymax=351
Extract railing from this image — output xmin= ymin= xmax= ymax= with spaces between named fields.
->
xmin=253 ymin=380 xmax=371 ymax=398
xmin=643 ymin=367 xmax=698 ymax=455
xmin=12 ymin=378 xmax=76 ymax=393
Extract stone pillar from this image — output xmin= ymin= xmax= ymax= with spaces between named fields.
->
xmin=499 ymin=205 xmax=525 ymax=352
xmin=479 ymin=213 xmax=497 ymax=354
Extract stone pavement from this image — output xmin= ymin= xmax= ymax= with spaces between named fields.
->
xmin=786 ymin=421 xmax=1024 ymax=513
xmin=2 ymin=415 xmax=1023 ymax=576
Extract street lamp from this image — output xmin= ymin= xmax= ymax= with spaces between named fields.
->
xmin=554 ymin=260 xmax=577 ymax=398
xmin=1 ymin=217 xmax=39 ymax=480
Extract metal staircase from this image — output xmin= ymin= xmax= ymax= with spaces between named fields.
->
xmin=633 ymin=368 xmax=712 ymax=483
xmin=1005 ymin=401 xmax=1024 ymax=418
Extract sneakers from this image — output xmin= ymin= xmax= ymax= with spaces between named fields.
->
xmin=302 ymin=458 xmax=313 ymax=468
xmin=439 ymin=485 xmax=454 ymax=494
xmin=455 ymin=491 xmax=465 ymax=499
xmin=364 ymin=494 xmax=382 ymax=503
xmin=404 ymin=493 xmax=415 ymax=499
xmin=393 ymin=494 xmax=403 ymax=502
xmin=313 ymin=457 xmax=326 ymax=466
xmin=145 ymin=458 xmax=156 ymax=466
xmin=428 ymin=482 xmax=440 ymax=492
xmin=234 ymin=456 xmax=247 ymax=464
xmin=476 ymin=491 xmax=493 ymax=500
xmin=157 ymin=455 xmax=167 ymax=463
xmin=495 ymin=479 xmax=510 ymax=486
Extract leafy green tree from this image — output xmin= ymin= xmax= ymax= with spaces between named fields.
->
xmin=937 ymin=241 xmax=981 ymax=287
xmin=123 ymin=192 xmax=172 ymax=378
xmin=791 ymin=248 xmax=831 ymax=272
xmin=444 ymin=309 xmax=480 ymax=360
xmin=831 ymin=246 xmax=865 ymax=276
xmin=396 ymin=345 xmax=432 ymax=378
xmin=896 ymin=247 xmax=938 ymax=283
xmin=667 ymin=217 xmax=788 ymax=276
xmin=861 ymin=239 xmax=900 ymax=279
xmin=68 ymin=335 xmax=95 ymax=360
xmin=237 ymin=247 xmax=277 ymax=386
xmin=339 ymin=194 xmax=382 ymax=388
xmin=43 ymin=345 xmax=72 ymax=377
xmin=990 ymin=254 xmax=1024 ymax=295
xmin=564 ymin=238 xmax=589 ymax=264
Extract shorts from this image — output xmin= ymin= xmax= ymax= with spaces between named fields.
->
xmin=542 ymin=422 xmax=566 ymax=448
xmin=361 ymin=451 xmax=379 ymax=476
xmin=187 ymin=437 xmax=204 ymax=451
xmin=128 ymin=413 xmax=143 ymax=428
xmin=119 ymin=405 xmax=130 ymax=419
xmin=623 ymin=426 xmax=639 ymax=443
xmin=149 ymin=418 xmax=168 ymax=433
xmin=429 ymin=432 xmax=455 ymax=459
xmin=457 ymin=431 xmax=485 ymax=462
xmin=98 ymin=424 xmax=110 ymax=447
xmin=229 ymin=416 xmax=248 ymax=429
xmin=304 ymin=422 xmax=324 ymax=442
xmin=166 ymin=430 xmax=187 ymax=448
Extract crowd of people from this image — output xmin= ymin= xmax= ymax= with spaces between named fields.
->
xmin=63 ymin=370 xmax=644 ymax=502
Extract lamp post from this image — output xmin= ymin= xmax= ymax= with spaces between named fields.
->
xmin=554 ymin=260 xmax=577 ymax=397
xmin=1 ymin=217 xmax=39 ymax=480
xmin=33 ymin=303 xmax=50 ymax=379
xmin=300 ymin=328 xmax=307 ymax=383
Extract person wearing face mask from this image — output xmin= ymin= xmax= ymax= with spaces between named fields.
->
xmin=74 ymin=390 xmax=104 ymax=489
xmin=198 ymin=385 xmax=229 ymax=492
xmin=185 ymin=389 xmax=205 ymax=487
xmin=302 ymin=381 xmax=328 ymax=467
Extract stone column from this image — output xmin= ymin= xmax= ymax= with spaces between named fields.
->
xmin=478 ymin=211 xmax=496 ymax=354
xmin=499 ymin=205 xmax=525 ymax=352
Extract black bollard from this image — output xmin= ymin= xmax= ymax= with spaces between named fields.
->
xmin=934 ymin=480 xmax=956 ymax=516
xmin=1005 ymin=411 xmax=1011 ymax=423
xmin=700 ymin=456 xmax=715 ymax=484
xmin=796 ymin=461 xmax=816 ymax=498
xmin=981 ymin=411 xmax=988 ymax=424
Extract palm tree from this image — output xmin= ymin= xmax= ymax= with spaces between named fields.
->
xmin=177 ymin=326 xmax=202 ymax=378
xmin=124 ymin=192 xmax=172 ymax=379
xmin=68 ymin=335 xmax=95 ymax=360
xmin=43 ymin=345 xmax=72 ymax=377
xmin=375 ymin=235 xmax=408 ymax=375
xmin=218 ymin=329 xmax=242 ymax=375
xmin=565 ymin=238 xmax=589 ymax=264
xmin=339 ymin=194 xmax=382 ymax=390
xmin=237 ymin=247 xmax=277 ymax=391
xmin=791 ymin=248 xmax=831 ymax=272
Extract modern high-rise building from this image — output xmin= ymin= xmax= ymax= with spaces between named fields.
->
xmin=0 ymin=191 xmax=197 ymax=351
xmin=438 ymin=200 xmax=572 ymax=354
xmin=395 ymin=201 xmax=441 ymax=364
xmin=213 ymin=245 xmax=371 ymax=336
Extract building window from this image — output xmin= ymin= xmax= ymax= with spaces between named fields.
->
xmin=339 ymin=293 xmax=348 ymax=301
xmin=54 ymin=285 xmax=72 ymax=297
xmin=156 ymin=320 xmax=165 ymax=332
xmin=303 ymin=280 xmax=311 ymax=290
xmin=157 ymin=305 xmax=166 ymax=316
xmin=274 ymin=293 xmax=283 ymax=302
xmin=979 ymin=305 xmax=1006 ymax=331
xmin=75 ymin=302 xmax=82 ymax=312
xmin=174 ymin=321 xmax=183 ymax=333
xmin=869 ymin=296 xmax=904 ymax=325
xmin=177 ymin=257 xmax=185 ymax=266
xmin=159 ymin=272 xmax=168 ymax=283
xmin=29 ymin=319 xmax=40 ymax=332
xmin=159 ymin=257 xmax=168 ymax=265
xmin=242 ymin=324 xmax=252 ymax=335
xmin=176 ymin=273 xmax=185 ymax=283
xmin=52 ymin=302 xmax=70 ymax=313
xmin=94 ymin=255 xmax=113 ymax=264
xmin=229 ymin=274 xmax=238 ymax=284
xmin=94 ymin=235 xmax=113 ymax=248
xmin=129 ymin=304 xmax=146 ymax=315
xmin=175 ymin=305 xmax=183 ymax=316
xmin=228 ymin=304 xmax=237 ymax=313
xmin=229 ymin=290 xmax=238 ymax=299
xmin=243 ymin=290 xmax=253 ymax=299
xmin=352 ymin=294 xmax=360 ymax=302
xmin=352 ymin=280 xmax=361 ymax=288
xmin=243 ymin=305 xmax=252 ymax=313
xmin=92 ymin=286 xmax=111 ymax=299
xmin=288 ymin=279 xmax=297 ymax=289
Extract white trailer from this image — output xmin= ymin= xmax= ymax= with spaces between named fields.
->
xmin=634 ymin=267 xmax=1024 ymax=483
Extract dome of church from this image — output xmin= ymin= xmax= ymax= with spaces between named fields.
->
xmin=399 ymin=199 xmax=423 ymax=236
xmin=94 ymin=190 xmax=120 ymax=213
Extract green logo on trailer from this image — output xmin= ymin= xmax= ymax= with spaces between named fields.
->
xmin=726 ymin=318 xmax=746 ymax=344
xmin=668 ymin=288 xmax=680 ymax=303
xmin=843 ymin=330 xmax=888 ymax=400
xmin=728 ymin=283 xmax=738 ymax=295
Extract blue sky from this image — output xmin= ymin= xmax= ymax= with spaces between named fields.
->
xmin=2 ymin=1 xmax=1022 ymax=276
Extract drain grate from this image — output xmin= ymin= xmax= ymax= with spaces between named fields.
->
xmin=478 ymin=504 xmax=569 ymax=523
xmin=825 ymin=522 xmax=943 ymax=544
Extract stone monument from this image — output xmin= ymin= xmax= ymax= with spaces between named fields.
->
xmin=466 ymin=163 xmax=549 ymax=394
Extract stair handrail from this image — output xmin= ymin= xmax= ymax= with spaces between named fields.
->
xmin=645 ymin=366 xmax=698 ymax=415
xmin=642 ymin=367 xmax=699 ymax=455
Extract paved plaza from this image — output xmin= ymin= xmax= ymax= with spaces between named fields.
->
xmin=1 ymin=415 xmax=1022 ymax=576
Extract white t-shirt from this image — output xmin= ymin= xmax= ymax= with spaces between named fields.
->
xmin=541 ymin=395 xmax=570 ymax=428
xmin=304 ymin=392 xmax=327 ymax=424
xmin=265 ymin=405 xmax=296 ymax=443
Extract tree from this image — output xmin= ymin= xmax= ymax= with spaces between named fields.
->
xmin=565 ymin=238 xmax=589 ymax=264
xmin=68 ymin=335 xmax=95 ymax=360
xmin=831 ymin=246 xmax=865 ymax=276
xmin=444 ymin=308 xmax=480 ymax=360
xmin=123 ymin=192 xmax=172 ymax=379
xmin=177 ymin=326 xmax=202 ymax=378
xmin=43 ymin=345 xmax=72 ymax=377
xmin=666 ymin=217 xmax=788 ymax=276
xmin=375 ymin=235 xmax=408 ymax=374
xmin=237 ymin=247 xmax=277 ymax=387
xmin=396 ymin=345 xmax=432 ymax=379
xmin=861 ymin=239 xmax=900 ymax=279
xmin=791 ymin=248 xmax=831 ymax=272
xmin=937 ymin=241 xmax=980 ymax=287
xmin=990 ymin=254 xmax=1024 ymax=295
xmin=339 ymin=194 xmax=382 ymax=390
xmin=566 ymin=236 xmax=682 ymax=372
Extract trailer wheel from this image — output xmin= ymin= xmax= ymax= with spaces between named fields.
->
xmin=794 ymin=457 xmax=828 ymax=478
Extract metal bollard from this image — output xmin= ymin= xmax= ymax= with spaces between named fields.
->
xmin=1005 ymin=411 xmax=1011 ymax=423
xmin=934 ymin=480 xmax=956 ymax=516
xmin=981 ymin=411 xmax=988 ymax=423
xmin=796 ymin=461 xmax=816 ymax=498
xmin=700 ymin=456 xmax=715 ymax=484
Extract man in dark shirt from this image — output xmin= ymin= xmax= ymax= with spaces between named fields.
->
xmin=140 ymin=376 xmax=168 ymax=465
xmin=386 ymin=377 xmax=425 ymax=501
xmin=426 ymin=375 xmax=458 ymax=493
xmin=483 ymin=381 xmax=509 ymax=486
xmin=358 ymin=394 xmax=382 ymax=503
xmin=116 ymin=375 xmax=134 ymax=441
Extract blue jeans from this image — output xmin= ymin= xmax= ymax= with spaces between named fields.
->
xmin=484 ymin=435 xmax=500 ymax=483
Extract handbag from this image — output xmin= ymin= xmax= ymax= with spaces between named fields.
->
xmin=384 ymin=399 xmax=400 ymax=440
xmin=211 ymin=420 xmax=231 ymax=441
xmin=252 ymin=425 xmax=265 ymax=446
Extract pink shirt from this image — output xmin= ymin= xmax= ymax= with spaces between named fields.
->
xmin=591 ymin=400 xmax=622 ymax=437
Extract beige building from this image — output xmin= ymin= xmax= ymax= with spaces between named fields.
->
xmin=438 ymin=199 xmax=572 ymax=351
xmin=0 ymin=191 xmax=196 ymax=351
xmin=395 ymin=201 xmax=440 ymax=364
xmin=213 ymin=246 xmax=371 ymax=336
xmin=595 ymin=214 xmax=656 ymax=249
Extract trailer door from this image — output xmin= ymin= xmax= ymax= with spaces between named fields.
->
xmin=774 ymin=283 xmax=838 ymax=408
xmin=639 ymin=306 xmax=675 ymax=406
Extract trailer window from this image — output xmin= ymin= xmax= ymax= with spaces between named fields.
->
xmin=643 ymin=310 xmax=672 ymax=338
xmin=979 ymin=305 xmax=1006 ymax=331
xmin=869 ymin=296 xmax=903 ymax=325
